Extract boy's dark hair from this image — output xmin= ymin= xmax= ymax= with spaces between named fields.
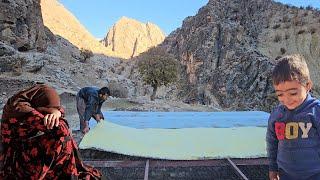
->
xmin=98 ymin=87 xmax=111 ymax=96
xmin=272 ymin=54 xmax=310 ymax=86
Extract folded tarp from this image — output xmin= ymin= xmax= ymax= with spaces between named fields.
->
xmin=79 ymin=111 xmax=268 ymax=160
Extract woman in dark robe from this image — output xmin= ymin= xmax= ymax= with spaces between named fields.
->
xmin=0 ymin=83 xmax=102 ymax=179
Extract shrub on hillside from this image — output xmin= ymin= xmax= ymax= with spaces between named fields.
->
xmin=108 ymin=81 xmax=129 ymax=98
xmin=272 ymin=24 xmax=281 ymax=29
xmin=282 ymin=15 xmax=290 ymax=23
xmin=274 ymin=34 xmax=282 ymax=42
xmin=297 ymin=29 xmax=306 ymax=35
xmin=306 ymin=6 xmax=313 ymax=11
xmin=309 ymin=27 xmax=317 ymax=34
xmin=280 ymin=47 xmax=286 ymax=55
xmin=80 ymin=48 xmax=93 ymax=63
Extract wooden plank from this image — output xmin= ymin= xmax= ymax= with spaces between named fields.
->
xmin=149 ymin=159 xmax=229 ymax=167
xmin=144 ymin=160 xmax=149 ymax=180
xmin=232 ymin=158 xmax=268 ymax=165
xmin=227 ymin=158 xmax=249 ymax=180
xmin=83 ymin=160 xmax=145 ymax=167
xmin=84 ymin=158 xmax=268 ymax=168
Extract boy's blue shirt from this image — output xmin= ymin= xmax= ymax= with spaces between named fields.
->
xmin=266 ymin=93 xmax=320 ymax=179
xmin=77 ymin=87 xmax=105 ymax=121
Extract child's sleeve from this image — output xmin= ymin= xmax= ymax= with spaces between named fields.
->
xmin=266 ymin=112 xmax=279 ymax=171
xmin=313 ymin=106 xmax=320 ymax=136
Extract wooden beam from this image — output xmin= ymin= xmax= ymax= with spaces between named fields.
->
xmin=227 ymin=158 xmax=249 ymax=180
xmin=144 ymin=160 xmax=149 ymax=180
xmin=83 ymin=158 xmax=268 ymax=168
xmin=83 ymin=160 xmax=145 ymax=167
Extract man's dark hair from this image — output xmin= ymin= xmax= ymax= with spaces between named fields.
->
xmin=98 ymin=87 xmax=111 ymax=96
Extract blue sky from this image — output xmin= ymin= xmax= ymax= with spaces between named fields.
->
xmin=59 ymin=0 xmax=320 ymax=39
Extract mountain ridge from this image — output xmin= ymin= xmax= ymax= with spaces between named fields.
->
xmin=102 ymin=16 xmax=165 ymax=59
xmin=161 ymin=0 xmax=320 ymax=111
xmin=40 ymin=0 xmax=165 ymax=59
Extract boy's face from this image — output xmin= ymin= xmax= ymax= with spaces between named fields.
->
xmin=274 ymin=80 xmax=311 ymax=110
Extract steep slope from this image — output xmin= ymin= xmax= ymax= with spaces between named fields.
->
xmin=0 ymin=0 xmax=47 ymax=51
xmin=257 ymin=4 xmax=320 ymax=86
xmin=0 ymin=0 xmax=221 ymax=131
xmin=102 ymin=16 xmax=166 ymax=59
xmin=40 ymin=0 xmax=116 ymax=56
xmin=162 ymin=0 xmax=320 ymax=111
xmin=40 ymin=1 xmax=165 ymax=59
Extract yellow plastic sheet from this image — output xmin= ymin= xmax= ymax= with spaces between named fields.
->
xmin=79 ymin=120 xmax=267 ymax=160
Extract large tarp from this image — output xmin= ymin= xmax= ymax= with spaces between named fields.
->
xmin=79 ymin=111 xmax=268 ymax=160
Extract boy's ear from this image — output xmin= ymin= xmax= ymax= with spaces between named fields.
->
xmin=306 ymin=81 xmax=313 ymax=91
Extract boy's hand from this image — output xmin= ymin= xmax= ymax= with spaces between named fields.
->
xmin=269 ymin=171 xmax=279 ymax=180
xmin=44 ymin=109 xmax=61 ymax=129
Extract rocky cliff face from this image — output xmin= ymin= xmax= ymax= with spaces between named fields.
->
xmin=162 ymin=0 xmax=320 ymax=111
xmin=102 ymin=17 xmax=166 ymax=59
xmin=40 ymin=1 xmax=165 ymax=59
xmin=2 ymin=0 xmax=319 ymax=113
xmin=0 ymin=0 xmax=48 ymax=51
xmin=0 ymin=0 xmax=163 ymax=108
xmin=0 ymin=0 xmax=221 ymax=135
xmin=257 ymin=4 xmax=320 ymax=90
xmin=40 ymin=0 xmax=116 ymax=57
xmin=0 ymin=0 xmax=131 ymax=109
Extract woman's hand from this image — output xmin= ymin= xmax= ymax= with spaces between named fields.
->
xmin=269 ymin=171 xmax=279 ymax=180
xmin=43 ymin=109 xmax=61 ymax=129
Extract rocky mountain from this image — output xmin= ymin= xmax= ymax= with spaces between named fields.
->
xmin=161 ymin=0 xmax=320 ymax=111
xmin=101 ymin=16 xmax=166 ymax=59
xmin=257 ymin=3 xmax=320 ymax=86
xmin=0 ymin=0 xmax=48 ymax=51
xmin=40 ymin=0 xmax=117 ymax=57
xmin=40 ymin=0 xmax=165 ymax=59
xmin=0 ymin=0 xmax=128 ymax=108
xmin=2 ymin=0 xmax=319 ymax=113
xmin=0 ymin=0 xmax=182 ymax=115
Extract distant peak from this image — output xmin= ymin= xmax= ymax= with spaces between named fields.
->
xmin=104 ymin=16 xmax=166 ymax=59
xmin=117 ymin=16 xmax=154 ymax=26
xmin=117 ymin=16 xmax=136 ymax=23
xmin=119 ymin=16 xmax=130 ymax=21
xmin=146 ymin=22 xmax=153 ymax=25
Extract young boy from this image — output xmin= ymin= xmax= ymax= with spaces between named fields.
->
xmin=76 ymin=86 xmax=110 ymax=134
xmin=267 ymin=54 xmax=320 ymax=180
